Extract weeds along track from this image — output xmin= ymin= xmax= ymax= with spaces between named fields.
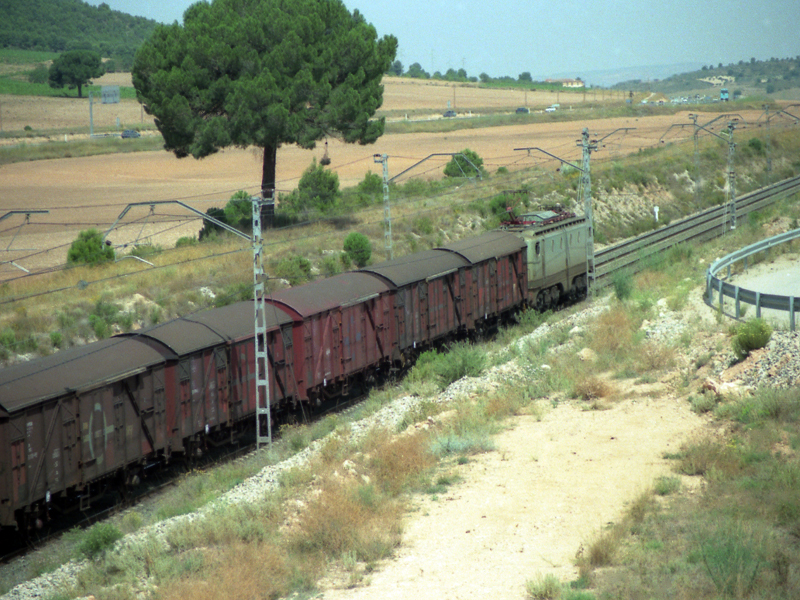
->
xmin=594 ymin=175 xmax=800 ymax=286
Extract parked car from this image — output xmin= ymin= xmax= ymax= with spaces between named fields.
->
xmin=121 ymin=129 xmax=141 ymax=139
xmin=545 ymin=106 xmax=557 ymax=113
xmin=443 ymin=110 xmax=456 ymax=118
xmin=515 ymin=107 xmax=530 ymax=114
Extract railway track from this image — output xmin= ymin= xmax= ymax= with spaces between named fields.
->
xmin=3 ymin=175 xmax=798 ymax=571
xmin=594 ymin=175 xmax=800 ymax=287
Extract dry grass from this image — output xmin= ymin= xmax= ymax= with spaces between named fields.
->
xmin=675 ymin=435 xmax=743 ymax=479
xmin=364 ymin=429 xmax=436 ymax=496
xmin=588 ymin=305 xmax=636 ymax=359
xmin=572 ymin=375 xmax=616 ymax=403
xmin=578 ymin=490 xmax=655 ymax=578
xmin=157 ymin=542 xmax=300 ymax=600
xmin=289 ymin=477 xmax=404 ymax=562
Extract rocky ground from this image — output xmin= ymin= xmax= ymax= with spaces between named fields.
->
xmin=4 ymin=267 xmax=798 ymax=600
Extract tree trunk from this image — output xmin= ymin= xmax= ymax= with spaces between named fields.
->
xmin=260 ymin=144 xmax=277 ymax=225
xmin=261 ymin=144 xmax=277 ymax=198
xmin=77 ymin=83 xmax=83 ymax=98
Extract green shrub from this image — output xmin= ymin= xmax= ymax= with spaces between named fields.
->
xmin=611 ymin=269 xmax=633 ymax=301
xmin=444 ymin=148 xmax=484 ymax=178
xmin=275 ymin=255 xmax=313 ymax=286
xmin=409 ymin=342 xmax=486 ymax=391
xmin=77 ymin=522 xmax=124 ymax=559
xmin=320 ymin=255 xmax=342 ymax=277
xmin=343 ymin=232 xmax=372 ymax=268
xmin=223 ymin=190 xmax=253 ymax=231
xmin=653 ymin=475 xmax=681 ymax=496
xmin=357 ymin=171 xmax=383 ymax=196
xmin=28 ymin=64 xmax=49 ymax=84
xmin=66 ymin=229 xmax=114 ymax=266
xmin=731 ymin=318 xmax=772 ymax=360
xmin=129 ymin=243 xmax=163 ymax=259
xmin=414 ymin=216 xmax=434 ymax=236
xmin=175 ymin=236 xmax=198 ymax=248
xmin=49 ymin=331 xmax=63 ymax=349
xmin=199 ymin=207 xmax=227 ymax=240
xmin=525 ymin=573 xmax=563 ymax=599
xmin=697 ymin=520 xmax=766 ymax=596
xmin=297 ymin=158 xmax=340 ymax=211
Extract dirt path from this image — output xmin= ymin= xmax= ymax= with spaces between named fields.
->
xmin=321 ymin=394 xmax=703 ymax=600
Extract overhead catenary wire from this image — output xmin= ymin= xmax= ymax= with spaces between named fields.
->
xmin=2 ymin=115 xmax=796 ymax=299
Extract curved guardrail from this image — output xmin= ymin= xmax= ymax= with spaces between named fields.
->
xmin=705 ymin=228 xmax=800 ymax=330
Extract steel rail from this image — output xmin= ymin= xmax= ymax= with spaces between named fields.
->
xmin=593 ymin=175 xmax=800 ymax=288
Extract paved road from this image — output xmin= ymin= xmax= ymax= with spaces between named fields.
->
xmin=729 ymin=253 xmax=800 ymax=327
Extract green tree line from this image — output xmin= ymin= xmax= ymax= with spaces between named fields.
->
xmin=0 ymin=0 xmax=158 ymax=70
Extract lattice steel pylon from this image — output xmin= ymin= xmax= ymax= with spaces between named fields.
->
xmin=252 ymin=194 xmax=272 ymax=450
xmin=374 ymin=153 xmax=392 ymax=260
xmin=577 ymin=128 xmax=596 ymax=294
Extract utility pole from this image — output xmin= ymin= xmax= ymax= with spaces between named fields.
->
xmin=252 ymin=194 xmax=272 ymax=450
xmin=764 ymin=105 xmax=772 ymax=186
xmin=578 ymin=128 xmax=595 ymax=292
xmin=374 ymin=153 xmax=393 ymax=260
xmin=689 ymin=113 xmax=700 ymax=205
xmin=725 ymin=121 xmax=737 ymax=231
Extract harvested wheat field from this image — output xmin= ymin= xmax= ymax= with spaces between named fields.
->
xmin=0 ymin=72 xmax=765 ymax=277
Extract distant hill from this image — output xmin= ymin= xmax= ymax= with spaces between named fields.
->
xmin=550 ymin=63 xmax=705 ymax=89
xmin=0 ymin=0 xmax=158 ymax=70
xmin=610 ymin=56 xmax=800 ymax=98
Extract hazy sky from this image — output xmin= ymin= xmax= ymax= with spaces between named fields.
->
xmin=86 ymin=0 xmax=800 ymax=82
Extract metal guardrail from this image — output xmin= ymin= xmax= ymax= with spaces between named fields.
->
xmin=593 ymin=175 xmax=800 ymax=289
xmin=705 ymin=228 xmax=800 ymax=330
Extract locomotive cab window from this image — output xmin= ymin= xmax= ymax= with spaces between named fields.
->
xmin=535 ymin=241 xmax=540 ymax=256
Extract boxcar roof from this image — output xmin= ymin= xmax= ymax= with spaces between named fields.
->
xmin=266 ymin=272 xmax=391 ymax=318
xmin=132 ymin=318 xmax=228 ymax=356
xmin=360 ymin=249 xmax=468 ymax=287
xmin=184 ymin=301 xmax=293 ymax=341
xmin=0 ymin=337 xmax=172 ymax=413
xmin=438 ymin=231 xmax=526 ymax=263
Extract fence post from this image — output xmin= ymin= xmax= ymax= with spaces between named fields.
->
xmin=755 ymin=292 xmax=761 ymax=319
xmin=791 ymin=296 xmax=796 ymax=332
xmin=734 ymin=287 xmax=740 ymax=319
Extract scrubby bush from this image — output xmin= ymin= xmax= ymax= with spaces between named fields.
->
xmin=409 ymin=343 xmax=486 ymax=391
xmin=275 ymin=255 xmax=312 ymax=286
xmin=299 ymin=159 xmax=340 ymax=209
xmin=128 ymin=243 xmax=163 ymax=259
xmin=77 ymin=522 xmax=124 ymax=559
xmin=444 ymin=148 xmax=484 ymax=178
xmin=357 ymin=171 xmax=384 ymax=196
xmin=611 ymin=269 xmax=633 ymax=301
xmin=343 ymin=232 xmax=372 ymax=268
xmin=320 ymin=255 xmax=342 ymax=277
xmin=28 ymin=64 xmax=49 ymax=84
xmin=731 ymin=318 xmax=772 ymax=360
xmin=67 ymin=229 xmax=114 ymax=266
xmin=175 ymin=236 xmax=198 ymax=248
xmin=199 ymin=207 xmax=227 ymax=241
xmin=223 ymin=190 xmax=253 ymax=231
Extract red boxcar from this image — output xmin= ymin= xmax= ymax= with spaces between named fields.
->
xmin=183 ymin=301 xmax=297 ymax=418
xmin=0 ymin=337 xmax=174 ymax=530
xmin=266 ymin=272 xmax=393 ymax=402
xmin=360 ymin=249 xmax=470 ymax=361
xmin=438 ymin=231 xmax=528 ymax=329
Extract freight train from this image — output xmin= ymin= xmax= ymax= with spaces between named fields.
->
xmin=0 ymin=210 xmax=589 ymax=535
